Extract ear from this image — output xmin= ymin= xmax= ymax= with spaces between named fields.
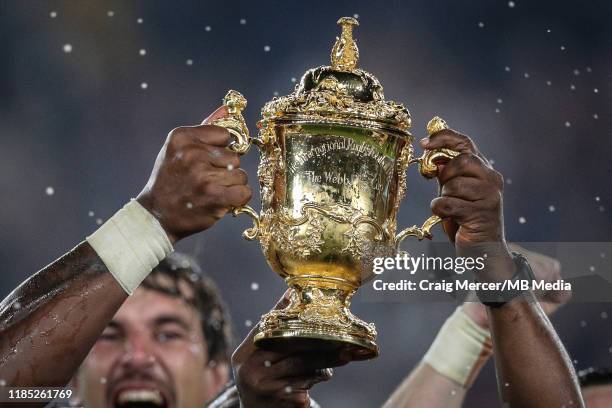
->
xmin=210 ymin=362 xmax=230 ymax=395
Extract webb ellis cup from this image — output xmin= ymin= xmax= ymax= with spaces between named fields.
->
xmin=212 ymin=17 xmax=458 ymax=360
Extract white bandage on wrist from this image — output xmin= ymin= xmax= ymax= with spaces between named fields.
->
xmin=86 ymin=200 xmax=173 ymax=294
xmin=423 ymin=306 xmax=492 ymax=388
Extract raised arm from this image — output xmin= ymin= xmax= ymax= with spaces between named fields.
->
xmin=416 ymin=128 xmax=582 ymax=407
xmin=0 ymin=106 xmax=252 ymax=387
xmin=383 ymin=246 xmax=571 ymax=408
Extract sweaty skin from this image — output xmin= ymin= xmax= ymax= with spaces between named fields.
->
xmin=0 ymin=107 xmax=249 ymax=388
xmin=383 ymin=129 xmax=583 ymax=408
xmin=76 ymin=287 xmax=227 ymax=408
xmin=0 ymin=105 xmax=345 ymax=408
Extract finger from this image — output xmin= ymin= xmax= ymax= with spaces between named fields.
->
xmin=189 ymin=124 xmax=232 ymax=147
xmin=233 ymin=290 xmax=293 ymax=364
xmin=204 ymin=145 xmax=241 ymax=168
xmin=205 ymin=168 xmax=248 ymax=187
xmin=271 ymin=352 xmax=347 ymax=379
xmin=420 ymin=129 xmax=479 ymax=155
xmin=441 ymin=176 xmax=495 ymax=202
xmin=438 ymin=153 xmax=494 ymax=186
xmin=223 ymin=185 xmax=252 ymax=208
xmin=202 ymin=105 xmax=229 ymax=125
xmin=430 ymin=196 xmax=475 ymax=222
xmin=285 ymin=371 xmax=333 ymax=391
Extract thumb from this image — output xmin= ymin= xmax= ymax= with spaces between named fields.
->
xmin=202 ymin=105 xmax=228 ymax=125
xmin=236 ymin=290 xmax=292 ymax=352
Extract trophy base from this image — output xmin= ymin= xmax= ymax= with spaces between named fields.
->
xmin=254 ymin=285 xmax=379 ymax=361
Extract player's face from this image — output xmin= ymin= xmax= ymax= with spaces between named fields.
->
xmin=583 ymin=384 xmax=612 ymax=408
xmin=76 ymin=287 xmax=228 ymax=408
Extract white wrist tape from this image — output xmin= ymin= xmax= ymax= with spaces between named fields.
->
xmin=86 ymin=200 xmax=173 ymax=294
xmin=423 ymin=306 xmax=492 ymax=388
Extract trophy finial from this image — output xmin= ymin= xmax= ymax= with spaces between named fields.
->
xmin=331 ymin=17 xmax=359 ymax=71
xmin=222 ymin=89 xmax=247 ymax=115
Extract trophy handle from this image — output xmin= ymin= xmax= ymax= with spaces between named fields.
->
xmin=211 ymin=89 xmax=261 ymax=240
xmin=394 ymin=116 xmax=460 ymax=250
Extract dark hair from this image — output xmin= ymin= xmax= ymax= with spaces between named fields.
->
xmin=578 ymin=367 xmax=612 ymax=388
xmin=140 ymin=252 xmax=233 ymax=364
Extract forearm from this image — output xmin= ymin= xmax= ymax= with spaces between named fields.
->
xmin=0 ymin=241 xmax=127 ymax=386
xmin=488 ymin=296 xmax=584 ymax=407
xmin=383 ymin=306 xmax=491 ymax=408
xmin=383 ymin=363 xmax=467 ymax=408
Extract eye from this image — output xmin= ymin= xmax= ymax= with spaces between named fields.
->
xmin=99 ymin=329 xmax=122 ymax=342
xmin=156 ymin=330 xmax=184 ymax=343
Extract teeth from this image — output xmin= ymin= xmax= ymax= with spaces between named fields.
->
xmin=117 ymin=389 xmax=163 ymax=405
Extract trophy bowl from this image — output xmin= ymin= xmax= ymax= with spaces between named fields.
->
xmin=213 ymin=17 xmax=458 ymax=361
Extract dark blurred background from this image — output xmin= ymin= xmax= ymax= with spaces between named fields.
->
xmin=1 ymin=1 xmax=611 ymax=406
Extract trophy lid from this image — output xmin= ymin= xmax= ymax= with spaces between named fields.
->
xmin=259 ymin=17 xmax=411 ymax=135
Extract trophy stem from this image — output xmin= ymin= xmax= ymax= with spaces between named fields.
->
xmin=254 ymin=283 xmax=379 ymax=361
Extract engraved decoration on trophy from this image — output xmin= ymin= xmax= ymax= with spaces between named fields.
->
xmin=212 ymin=17 xmax=459 ymax=360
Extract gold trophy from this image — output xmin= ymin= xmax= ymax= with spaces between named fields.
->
xmin=213 ymin=17 xmax=458 ymax=360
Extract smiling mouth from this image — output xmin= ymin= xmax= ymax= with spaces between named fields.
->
xmin=114 ymin=389 xmax=168 ymax=408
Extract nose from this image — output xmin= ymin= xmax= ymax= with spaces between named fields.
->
xmin=119 ymin=331 xmax=158 ymax=369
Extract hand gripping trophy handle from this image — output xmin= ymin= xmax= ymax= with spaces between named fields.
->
xmin=394 ymin=116 xmax=460 ymax=249
xmin=211 ymin=90 xmax=260 ymax=240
